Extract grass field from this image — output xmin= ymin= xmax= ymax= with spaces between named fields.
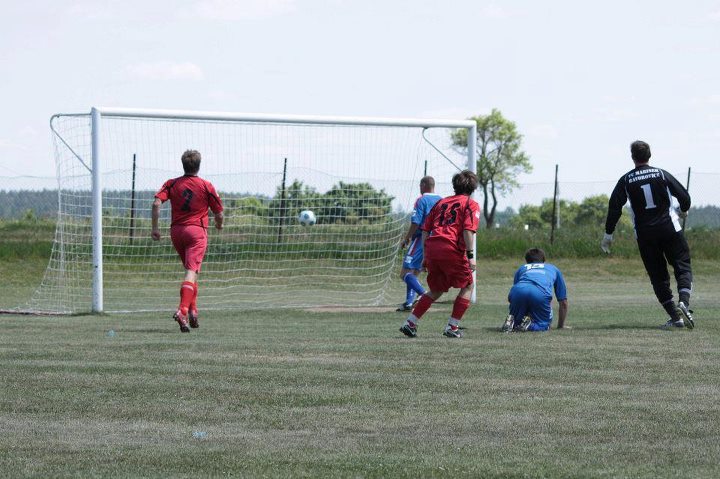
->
xmin=2 ymin=255 xmax=720 ymax=478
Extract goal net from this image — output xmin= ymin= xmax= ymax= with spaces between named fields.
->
xmin=29 ymin=109 xmax=474 ymax=314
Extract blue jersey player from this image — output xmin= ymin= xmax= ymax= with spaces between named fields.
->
xmin=501 ymin=248 xmax=569 ymax=332
xmin=396 ymin=176 xmax=442 ymax=311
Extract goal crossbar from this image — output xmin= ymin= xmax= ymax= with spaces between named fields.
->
xmin=95 ymin=107 xmax=477 ymax=130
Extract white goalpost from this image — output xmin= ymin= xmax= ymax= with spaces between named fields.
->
xmin=31 ymin=107 xmax=476 ymax=314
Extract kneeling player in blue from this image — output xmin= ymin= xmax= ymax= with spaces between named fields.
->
xmin=501 ymin=248 xmax=569 ymax=332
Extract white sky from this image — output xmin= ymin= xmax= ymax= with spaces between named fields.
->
xmin=1 ymin=0 xmax=719 ymax=188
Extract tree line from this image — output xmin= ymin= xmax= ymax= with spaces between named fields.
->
xmin=3 ymin=188 xmax=718 ymax=229
xmin=0 ymin=183 xmax=396 ymax=226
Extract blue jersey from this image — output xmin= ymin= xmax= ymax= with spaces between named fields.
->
xmin=513 ymin=263 xmax=567 ymax=301
xmin=410 ymin=193 xmax=442 ymax=238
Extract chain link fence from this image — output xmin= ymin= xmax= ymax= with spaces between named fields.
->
xmin=471 ymin=168 xmax=720 ymax=259
xmin=491 ymin=169 xmax=719 ymax=230
xmin=2 ymin=169 xmax=719 ymax=228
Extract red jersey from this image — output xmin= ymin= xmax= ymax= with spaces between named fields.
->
xmin=155 ymin=175 xmax=223 ymax=228
xmin=421 ymin=194 xmax=481 ymax=253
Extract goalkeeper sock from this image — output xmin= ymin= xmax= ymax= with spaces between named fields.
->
xmin=403 ymin=273 xmax=426 ymax=296
xmin=450 ymin=297 xmax=471 ymax=325
xmin=679 ymin=291 xmax=690 ymax=307
xmin=189 ymin=282 xmax=199 ymax=314
xmin=661 ymin=299 xmax=680 ymax=320
xmin=412 ymin=294 xmax=434 ymax=319
xmin=178 ymin=281 xmax=195 ymax=315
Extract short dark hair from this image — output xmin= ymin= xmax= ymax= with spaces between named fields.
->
xmin=525 ymin=248 xmax=546 ymax=264
xmin=452 ymin=170 xmax=478 ymax=195
xmin=630 ymin=141 xmax=651 ymax=163
xmin=181 ymin=150 xmax=201 ymax=174
xmin=420 ymin=176 xmax=435 ymax=190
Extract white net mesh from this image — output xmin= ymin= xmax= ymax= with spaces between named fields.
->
xmin=28 ymin=112 xmax=470 ymax=313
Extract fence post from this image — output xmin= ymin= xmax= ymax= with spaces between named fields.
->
xmin=277 ymin=158 xmax=288 ymax=244
xmin=683 ymin=166 xmax=691 ymax=230
xmin=129 ymin=153 xmax=137 ymax=244
xmin=550 ymin=164 xmax=559 ymax=244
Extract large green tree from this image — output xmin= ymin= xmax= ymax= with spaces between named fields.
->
xmin=452 ymin=109 xmax=532 ymax=228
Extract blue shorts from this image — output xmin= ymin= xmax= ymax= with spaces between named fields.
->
xmin=402 ymin=236 xmax=424 ymax=271
xmin=508 ymin=283 xmax=553 ymax=331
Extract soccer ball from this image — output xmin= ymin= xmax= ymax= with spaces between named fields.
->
xmin=298 ymin=210 xmax=316 ymax=226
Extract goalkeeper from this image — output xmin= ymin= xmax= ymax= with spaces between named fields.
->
xmin=152 ymin=150 xmax=224 ymax=332
xmin=601 ymin=140 xmax=694 ymax=329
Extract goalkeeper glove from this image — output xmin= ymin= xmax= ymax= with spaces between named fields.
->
xmin=600 ymin=233 xmax=613 ymax=254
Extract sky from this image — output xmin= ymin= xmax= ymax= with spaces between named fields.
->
xmin=1 ymin=0 xmax=719 ymax=192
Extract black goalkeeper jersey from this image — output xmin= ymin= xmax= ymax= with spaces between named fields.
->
xmin=605 ymin=164 xmax=691 ymax=235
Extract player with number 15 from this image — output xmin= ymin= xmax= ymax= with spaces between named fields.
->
xmin=400 ymin=170 xmax=481 ymax=338
xmin=152 ymin=150 xmax=224 ymax=332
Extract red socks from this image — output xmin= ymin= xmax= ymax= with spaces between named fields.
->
xmin=179 ymin=281 xmax=195 ymax=315
xmin=450 ymin=297 xmax=471 ymax=327
xmin=412 ymin=294 xmax=435 ymax=319
xmin=189 ymin=282 xmax=198 ymax=314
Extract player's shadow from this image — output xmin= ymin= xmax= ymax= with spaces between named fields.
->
xmin=122 ymin=327 xmax=175 ymax=334
xmin=476 ymin=326 xmax=560 ymax=333
xmin=476 ymin=323 xmax=665 ymax=332
xmin=582 ymin=322 xmax=672 ymax=330
xmin=478 ymin=326 xmax=510 ymax=333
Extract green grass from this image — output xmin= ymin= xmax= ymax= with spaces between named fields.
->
xmin=2 ymin=255 xmax=720 ymax=478
xmin=0 ymin=219 xmax=54 ymax=261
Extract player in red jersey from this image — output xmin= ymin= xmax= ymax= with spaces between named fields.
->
xmin=151 ymin=150 xmax=224 ymax=332
xmin=400 ymin=169 xmax=481 ymax=338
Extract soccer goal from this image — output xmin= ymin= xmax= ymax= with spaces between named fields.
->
xmin=31 ymin=108 xmax=476 ymax=314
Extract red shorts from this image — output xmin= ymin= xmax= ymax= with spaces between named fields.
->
xmin=170 ymin=225 xmax=208 ymax=273
xmin=424 ymin=247 xmax=474 ymax=293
